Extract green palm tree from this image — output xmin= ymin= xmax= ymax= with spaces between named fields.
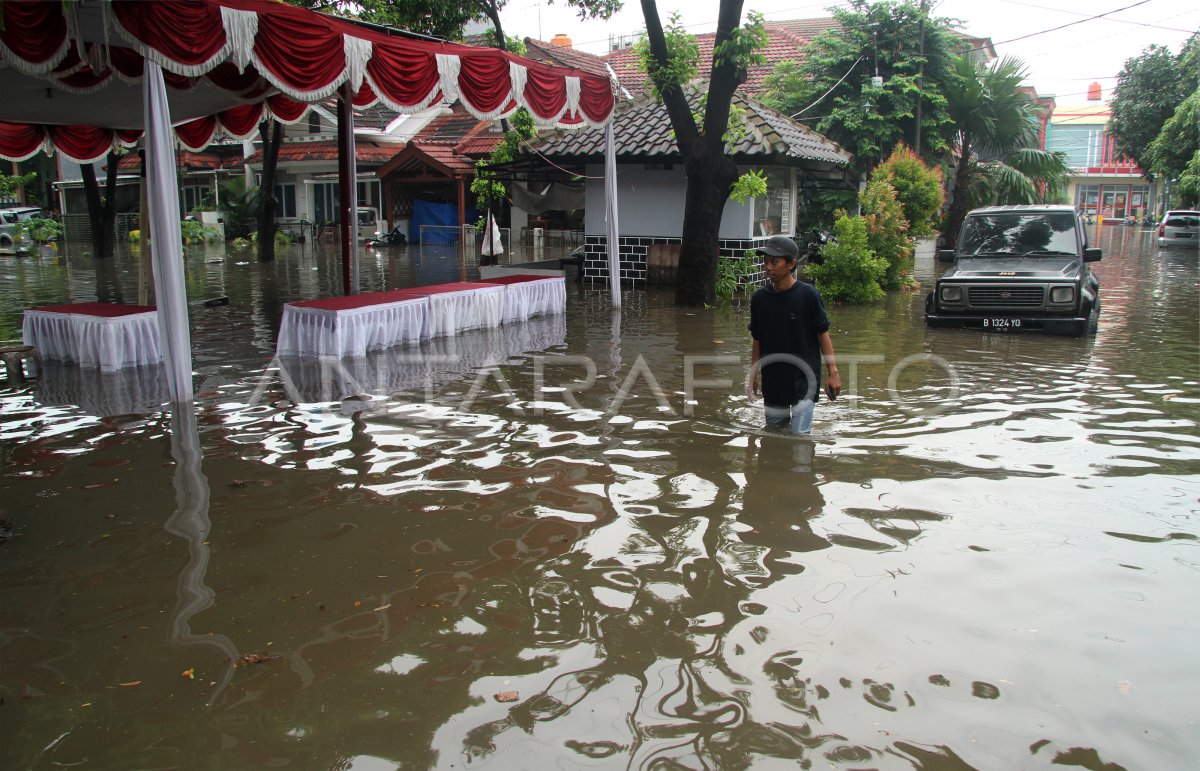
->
xmin=942 ymin=55 xmax=1071 ymax=247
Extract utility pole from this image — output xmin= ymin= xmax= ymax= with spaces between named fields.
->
xmin=914 ymin=0 xmax=929 ymax=156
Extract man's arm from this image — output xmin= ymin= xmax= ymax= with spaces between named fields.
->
xmin=818 ymin=331 xmax=841 ymax=398
xmin=750 ymin=338 xmax=762 ymax=398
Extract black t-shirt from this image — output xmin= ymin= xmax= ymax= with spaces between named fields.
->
xmin=749 ymin=281 xmax=831 ymax=407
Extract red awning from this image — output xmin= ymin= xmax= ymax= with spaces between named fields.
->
xmin=0 ymin=0 xmax=616 ymax=163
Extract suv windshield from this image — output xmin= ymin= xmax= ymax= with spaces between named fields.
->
xmin=959 ymin=212 xmax=1078 ymax=257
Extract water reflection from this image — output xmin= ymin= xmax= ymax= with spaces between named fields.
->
xmin=1 ymin=231 xmax=1197 ymax=769
xmin=35 ymin=361 xmax=169 ymax=416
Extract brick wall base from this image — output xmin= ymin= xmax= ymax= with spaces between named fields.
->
xmin=583 ymin=234 xmax=778 ymax=288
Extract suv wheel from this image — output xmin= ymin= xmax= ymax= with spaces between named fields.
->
xmin=1086 ymin=300 xmax=1100 ymax=335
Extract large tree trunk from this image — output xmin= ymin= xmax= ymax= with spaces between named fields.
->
xmin=257 ymin=119 xmax=282 ymax=262
xmin=676 ymin=150 xmax=739 ymax=305
xmin=941 ymin=143 xmax=974 ymax=249
xmin=641 ymin=0 xmax=746 ymax=306
xmin=80 ymin=152 xmax=119 ymax=259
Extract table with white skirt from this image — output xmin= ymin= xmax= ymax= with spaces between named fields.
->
xmin=477 ymin=274 xmax=567 ymax=323
xmin=276 ymin=291 xmax=430 ymax=359
xmin=276 ymin=278 xmax=565 ymax=361
xmin=23 ymin=302 xmax=161 ymax=370
xmin=391 ymin=282 xmax=505 ymax=338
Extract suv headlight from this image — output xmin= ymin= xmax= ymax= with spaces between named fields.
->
xmin=1049 ymin=286 xmax=1074 ymax=304
xmin=940 ymin=285 xmax=963 ymax=303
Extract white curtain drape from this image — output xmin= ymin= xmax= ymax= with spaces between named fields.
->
xmin=604 ymin=121 xmax=622 ymax=308
xmin=143 ymin=61 xmax=194 ymax=402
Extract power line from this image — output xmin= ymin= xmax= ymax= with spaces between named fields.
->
xmin=993 ymin=0 xmax=1153 ymax=46
xmin=993 ymin=0 xmax=1197 ymax=33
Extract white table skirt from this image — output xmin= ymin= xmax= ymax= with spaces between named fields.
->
xmin=23 ymin=308 xmax=162 ymax=370
xmin=276 ymin=297 xmax=430 ymax=359
xmin=409 ymin=284 xmax=505 ymax=337
xmin=497 ymin=277 xmax=567 ymax=323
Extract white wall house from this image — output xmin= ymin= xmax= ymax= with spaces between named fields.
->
xmin=520 ymin=89 xmax=855 ymax=285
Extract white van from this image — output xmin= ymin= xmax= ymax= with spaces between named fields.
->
xmin=0 ymin=206 xmax=46 ymax=250
xmin=357 ymin=207 xmax=381 ymax=241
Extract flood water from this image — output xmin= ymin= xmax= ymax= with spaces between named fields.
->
xmin=1 ymin=228 xmax=1197 ymax=769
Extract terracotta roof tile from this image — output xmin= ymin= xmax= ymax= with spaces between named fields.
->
xmin=116 ymin=148 xmax=242 ymax=170
xmin=524 ymin=38 xmax=610 ymax=78
xmin=243 ymin=140 xmax=401 ymax=165
xmin=603 ymin=22 xmax=811 ymax=96
xmin=527 ymin=86 xmax=852 ymax=170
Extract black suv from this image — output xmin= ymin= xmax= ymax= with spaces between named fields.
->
xmin=925 ymin=205 xmax=1101 ymax=336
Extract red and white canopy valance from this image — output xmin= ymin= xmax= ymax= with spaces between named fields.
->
xmin=0 ymin=0 xmax=617 ymax=163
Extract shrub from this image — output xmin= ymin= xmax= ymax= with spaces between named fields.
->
xmin=180 ymin=219 xmax=209 ymax=245
xmin=859 ymin=178 xmax=914 ymax=291
xmin=715 ymin=250 xmax=760 ymax=302
xmin=16 ymin=218 xmax=62 ymax=243
xmin=128 ymin=229 xmax=140 ymax=243
xmin=875 ymin=143 xmax=944 ymax=237
xmin=805 ymin=212 xmax=887 ymax=304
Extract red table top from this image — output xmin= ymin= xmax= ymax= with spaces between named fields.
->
xmin=289 ymin=291 xmax=423 ymax=311
xmin=28 ymin=302 xmax=156 ymax=318
xmin=392 ymin=282 xmax=499 ymax=296
xmin=478 ymin=275 xmax=561 ymax=285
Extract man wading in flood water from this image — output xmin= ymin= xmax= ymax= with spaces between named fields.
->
xmin=748 ymin=235 xmax=841 ymax=434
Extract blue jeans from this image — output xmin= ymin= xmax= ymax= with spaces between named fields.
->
xmin=764 ymin=399 xmax=815 ymax=435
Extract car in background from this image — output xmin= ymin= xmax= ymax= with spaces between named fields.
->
xmin=1156 ymin=210 xmax=1199 ymax=248
xmin=926 ymin=205 xmax=1101 ymax=336
xmin=0 ymin=206 xmax=46 ymax=252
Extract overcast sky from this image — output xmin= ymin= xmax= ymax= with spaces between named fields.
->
xmin=499 ymin=0 xmax=1199 ymax=103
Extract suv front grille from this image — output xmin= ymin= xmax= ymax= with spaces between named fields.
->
xmin=968 ymin=285 xmax=1045 ymax=309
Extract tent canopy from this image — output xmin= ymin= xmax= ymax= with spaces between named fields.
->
xmin=0 ymin=0 xmax=619 ymax=404
xmin=0 ymin=0 xmax=617 ymax=163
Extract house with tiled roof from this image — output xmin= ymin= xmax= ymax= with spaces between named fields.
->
xmin=239 ymin=101 xmax=441 ymax=237
xmin=600 ymin=19 xmax=996 ymax=97
xmin=502 ymin=86 xmax=854 ymax=284
xmin=601 ymin=21 xmax=814 ymax=96
xmin=374 ymin=105 xmax=505 ymax=242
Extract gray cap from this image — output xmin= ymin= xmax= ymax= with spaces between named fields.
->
xmin=760 ymin=235 xmax=798 ymax=260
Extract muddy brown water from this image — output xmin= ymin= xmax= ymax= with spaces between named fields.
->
xmin=1 ymin=228 xmax=1197 ymax=769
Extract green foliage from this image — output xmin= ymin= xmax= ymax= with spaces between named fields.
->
xmin=942 ymin=55 xmax=1072 ymax=245
xmin=0 ymin=171 xmax=38 ymax=198
xmin=181 ymin=219 xmax=208 ymax=245
xmin=714 ymin=11 xmax=767 ymax=74
xmin=1147 ymin=84 xmax=1199 ymax=187
xmin=14 ymin=217 xmax=62 ymax=244
xmin=715 ymin=250 xmax=760 ymax=303
xmin=805 ymin=212 xmax=887 ymax=304
xmin=760 ymin=0 xmax=962 ymax=173
xmin=729 ymin=169 xmax=767 ymax=205
xmin=794 ymin=187 xmax=857 ymax=235
xmin=859 ymin=179 xmax=914 ymax=291
xmin=217 ymin=177 xmax=260 ymax=240
xmin=1109 ymin=35 xmax=1198 ymax=181
xmin=472 ymin=107 xmax=536 ymax=211
xmin=635 ymin=13 xmax=699 ymax=98
xmin=874 ymin=143 xmax=942 ymax=236
xmin=1175 ymin=150 xmax=1200 ymax=207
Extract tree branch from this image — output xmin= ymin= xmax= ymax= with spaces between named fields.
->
xmin=640 ymin=0 xmax=699 ymax=149
xmin=702 ymin=0 xmax=747 ymax=154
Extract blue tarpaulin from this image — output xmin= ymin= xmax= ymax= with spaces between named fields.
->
xmin=410 ymin=199 xmax=477 ymax=244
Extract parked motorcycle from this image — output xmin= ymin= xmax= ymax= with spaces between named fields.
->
xmin=804 ymin=228 xmax=834 ymax=265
